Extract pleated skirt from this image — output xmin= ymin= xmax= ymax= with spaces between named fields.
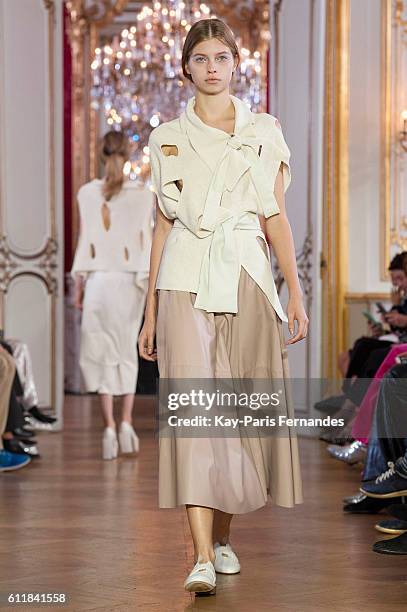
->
xmin=80 ymin=271 xmax=148 ymax=395
xmin=156 ymin=267 xmax=303 ymax=514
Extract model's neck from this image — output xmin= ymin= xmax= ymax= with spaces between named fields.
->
xmin=193 ymin=90 xmax=234 ymax=124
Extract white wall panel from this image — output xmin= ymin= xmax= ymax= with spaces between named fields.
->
xmin=348 ymin=0 xmax=388 ymax=293
xmin=5 ymin=277 xmax=51 ymax=405
xmin=270 ymin=0 xmax=326 ymax=397
xmin=0 ymin=0 xmax=64 ymax=424
xmin=2 ymin=0 xmax=49 ymax=254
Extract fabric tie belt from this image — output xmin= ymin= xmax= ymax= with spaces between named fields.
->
xmin=191 ymin=211 xmax=263 ymax=313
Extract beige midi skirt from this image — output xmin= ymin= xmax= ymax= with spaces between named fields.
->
xmin=156 ymin=267 xmax=303 ymax=514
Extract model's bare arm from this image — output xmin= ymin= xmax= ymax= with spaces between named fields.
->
xmin=138 ymin=199 xmax=174 ymax=360
xmin=264 ymin=165 xmax=309 ymax=345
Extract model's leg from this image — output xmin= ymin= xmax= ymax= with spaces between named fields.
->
xmin=186 ymin=505 xmax=215 ymax=563
xmin=212 ymin=510 xmax=233 ymax=545
xmin=100 ymin=394 xmax=119 ymax=460
xmin=118 ymin=394 xmax=139 ymax=454
xmin=120 ymin=394 xmax=135 ymax=424
xmin=100 ymin=394 xmax=115 ymax=429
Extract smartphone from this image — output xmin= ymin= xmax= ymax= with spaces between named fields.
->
xmin=363 ymin=311 xmax=380 ymax=326
xmin=375 ymin=302 xmax=388 ymax=315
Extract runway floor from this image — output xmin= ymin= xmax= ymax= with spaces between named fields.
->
xmin=1 ymin=394 xmax=407 ymax=611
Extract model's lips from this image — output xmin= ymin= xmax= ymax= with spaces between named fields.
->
xmin=206 ymin=78 xmax=220 ymax=82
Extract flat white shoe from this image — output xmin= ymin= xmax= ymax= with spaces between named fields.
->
xmin=102 ymin=427 xmax=118 ymax=460
xmin=118 ymin=422 xmax=139 ymax=454
xmin=213 ymin=542 xmax=241 ymax=574
xmin=184 ymin=560 xmax=216 ymax=594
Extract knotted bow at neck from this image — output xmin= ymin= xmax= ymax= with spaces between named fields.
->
xmin=199 ymin=132 xmax=280 ymax=232
xmin=180 ymin=95 xmax=281 ymax=234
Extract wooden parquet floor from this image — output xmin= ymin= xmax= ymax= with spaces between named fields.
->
xmin=1 ymin=394 xmax=406 ymax=611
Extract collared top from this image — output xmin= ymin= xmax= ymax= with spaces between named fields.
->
xmin=71 ymin=179 xmax=154 ymax=276
xmin=148 ymin=94 xmax=292 ymax=320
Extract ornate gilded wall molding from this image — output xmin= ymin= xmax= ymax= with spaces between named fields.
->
xmin=381 ymin=0 xmax=407 ymax=279
xmin=321 ymin=0 xmax=350 ymax=379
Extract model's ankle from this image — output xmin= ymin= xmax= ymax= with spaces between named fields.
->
xmin=213 ymin=534 xmax=230 ymax=546
xmin=196 ymin=551 xmax=215 ymax=564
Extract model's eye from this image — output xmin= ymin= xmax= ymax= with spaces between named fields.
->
xmin=217 ymin=55 xmax=230 ymax=61
xmin=193 ymin=56 xmax=206 ymax=63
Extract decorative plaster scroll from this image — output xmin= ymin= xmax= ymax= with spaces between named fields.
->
xmin=273 ymin=233 xmax=314 ymax=300
xmin=0 ymin=237 xmax=58 ymax=295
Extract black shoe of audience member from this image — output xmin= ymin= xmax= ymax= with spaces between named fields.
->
xmin=3 ymin=438 xmax=40 ymax=458
xmin=343 ymin=491 xmax=398 ymax=514
xmin=12 ymin=427 xmax=37 ymax=443
xmin=314 ymin=394 xmax=345 ymax=414
xmin=387 ymin=504 xmax=407 ymax=522
xmin=29 ymin=406 xmax=57 ymax=424
xmin=360 ymin=462 xmax=407 ymax=498
xmin=22 ymin=416 xmax=35 ymax=433
xmin=373 ymin=532 xmax=407 ymax=555
xmin=375 ymin=518 xmax=407 ymax=535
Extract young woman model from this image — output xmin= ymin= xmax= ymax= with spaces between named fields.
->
xmin=139 ymin=18 xmax=308 ymax=594
xmin=72 ymin=131 xmax=154 ymax=460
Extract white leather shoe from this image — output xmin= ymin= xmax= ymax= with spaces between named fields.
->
xmin=213 ymin=542 xmax=241 ymax=574
xmin=118 ymin=422 xmax=140 ymax=454
xmin=102 ymin=427 xmax=118 ymax=460
xmin=184 ymin=560 xmax=216 ymax=594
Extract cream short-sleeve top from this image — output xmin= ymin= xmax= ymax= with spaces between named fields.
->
xmin=71 ymin=179 xmax=154 ymax=276
xmin=148 ymin=94 xmax=292 ymax=321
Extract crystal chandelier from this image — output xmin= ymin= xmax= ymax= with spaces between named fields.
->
xmin=90 ymin=1 xmax=264 ymax=181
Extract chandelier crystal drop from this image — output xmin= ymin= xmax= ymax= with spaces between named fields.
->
xmin=90 ymin=1 xmax=264 ymax=181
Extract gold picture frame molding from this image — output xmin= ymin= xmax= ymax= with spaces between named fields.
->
xmin=322 ymin=0 xmax=350 ymax=379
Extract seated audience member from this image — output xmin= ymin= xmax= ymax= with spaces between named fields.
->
xmin=327 ymin=344 xmax=407 ymax=464
xmin=342 ymin=362 xmax=407 ymax=513
xmin=0 ymin=341 xmax=40 ymax=458
xmin=0 ymin=346 xmax=31 ymax=471
xmin=319 ymin=252 xmax=407 ymax=443
xmin=4 ymin=339 xmax=56 ymax=427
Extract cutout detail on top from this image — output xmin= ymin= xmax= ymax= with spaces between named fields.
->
xmin=101 ymin=202 xmax=111 ymax=231
xmin=124 ymin=247 xmax=129 ymax=261
xmin=161 ymin=144 xmax=179 ymax=157
xmin=90 ymin=243 xmax=96 ymax=258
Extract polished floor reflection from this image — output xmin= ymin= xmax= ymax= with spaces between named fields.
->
xmin=0 ymin=395 xmax=406 ymax=611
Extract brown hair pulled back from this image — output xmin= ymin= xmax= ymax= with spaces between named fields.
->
xmin=181 ymin=18 xmax=240 ymax=83
xmin=100 ymin=131 xmax=129 ymax=201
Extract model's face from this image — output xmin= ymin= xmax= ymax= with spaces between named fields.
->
xmin=186 ymin=38 xmax=237 ymax=94
xmin=390 ymin=269 xmax=407 ymax=292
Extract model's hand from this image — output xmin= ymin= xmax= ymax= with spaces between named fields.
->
xmin=286 ymin=294 xmax=309 ymax=345
xmin=138 ymin=317 xmax=157 ymax=361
